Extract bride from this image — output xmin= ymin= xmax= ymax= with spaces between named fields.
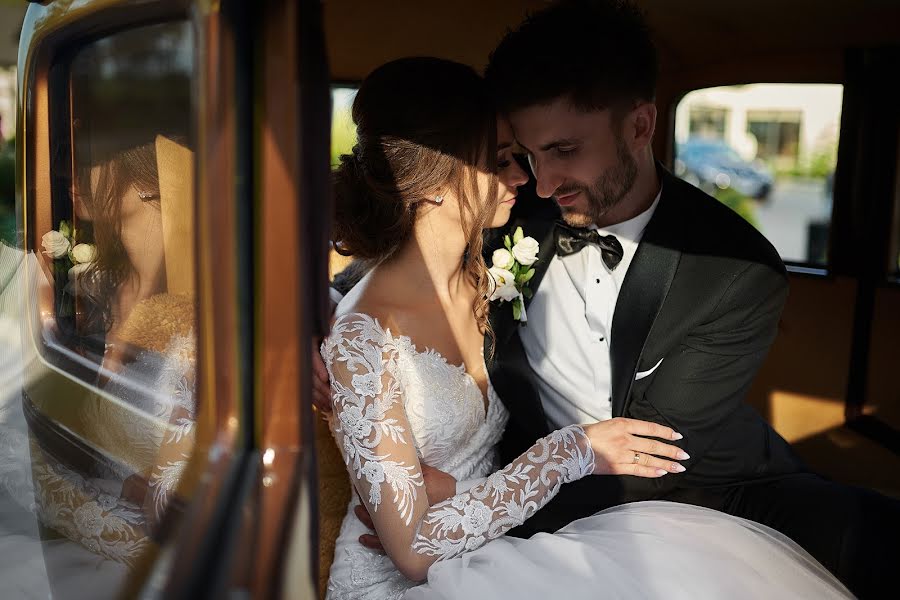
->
xmin=320 ymin=57 xmax=851 ymax=599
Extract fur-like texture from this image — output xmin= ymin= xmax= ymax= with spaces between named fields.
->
xmin=315 ymin=409 xmax=352 ymax=599
xmin=116 ymin=292 xmax=194 ymax=354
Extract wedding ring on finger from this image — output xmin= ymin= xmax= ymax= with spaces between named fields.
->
xmin=632 ymin=452 xmax=641 ymax=464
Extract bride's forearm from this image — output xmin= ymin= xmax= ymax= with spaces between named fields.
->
xmin=399 ymin=425 xmax=593 ymax=574
xmin=380 ymin=425 xmax=593 ymax=582
xmin=455 ymin=476 xmax=487 ymax=494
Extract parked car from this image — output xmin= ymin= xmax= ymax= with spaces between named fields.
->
xmin=675 ymin=138 xmax=774 ymax=200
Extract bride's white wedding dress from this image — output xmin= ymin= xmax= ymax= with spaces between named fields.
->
xmin=322 ymin=313 xmax=851 ymax=600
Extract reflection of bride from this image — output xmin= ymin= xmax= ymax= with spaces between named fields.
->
xmin=320 ymin=58 xmax=852 ymax=600
xmin=1 ymin=133 xmax=197 ymax=592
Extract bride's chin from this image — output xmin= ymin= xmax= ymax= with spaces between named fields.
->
xmin=488 ymin=205 xmax=513 ymax=229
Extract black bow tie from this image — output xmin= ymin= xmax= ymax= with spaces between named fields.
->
xmin=554 ymin=222 xmax=624 ymax=270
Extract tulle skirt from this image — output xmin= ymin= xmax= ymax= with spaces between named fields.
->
xmin=404 ymin=501 xmax=853 ymax=600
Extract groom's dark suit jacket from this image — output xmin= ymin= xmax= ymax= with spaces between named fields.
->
xmin=486 ymin=165 xmax=806 ymax=537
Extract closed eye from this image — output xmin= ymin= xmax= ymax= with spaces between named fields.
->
xmin=497 ymin=151 xmax=526 ymax=170
xmin=555 ymin=146 xmax=578 ymax=156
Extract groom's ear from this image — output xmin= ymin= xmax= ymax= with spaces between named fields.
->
xmin=625 ymin=102 xmax=657 ymax=152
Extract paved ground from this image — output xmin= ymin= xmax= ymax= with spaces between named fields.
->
xmin=753 ymin=177 xmax=831 ymax=264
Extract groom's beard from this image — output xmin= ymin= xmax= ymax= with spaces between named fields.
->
xmin=557 ymin=140 xmax=638 ymax=228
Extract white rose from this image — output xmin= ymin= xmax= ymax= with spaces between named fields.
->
xmin=488 ymin=267 xmax=519 ymax=302
xmin=71 ymin=243 xmax=97 ymax=265
xmin=41 ymin=230 xmax=70 ymax=259
xmin=68 ymin=262 xmax=92 ymax=282
xmin=491 ymin=248 xmax=515 ymax=269
xmin=511 ymin=236 xmax=539 ymax=265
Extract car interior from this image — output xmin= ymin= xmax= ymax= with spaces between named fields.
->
xmin=3 ymin=0 xmax=900 ymax=598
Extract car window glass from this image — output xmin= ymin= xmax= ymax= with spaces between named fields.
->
xmin=329 ymin=85 xmax=357 ymax=277
xmin=1 ymin=20 xmax=196 ymax=599
xmin=674 ymin=84 xmax=843 ymax=268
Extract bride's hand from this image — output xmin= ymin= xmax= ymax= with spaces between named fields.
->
xmin=582 ymin=418 xmax=689 ymax=478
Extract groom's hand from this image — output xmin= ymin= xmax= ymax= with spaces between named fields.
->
xmin=354 ymin=503 xmax=385 ymax=552
xmin=421 ymin=463 xmax=456 ymax=505
xmin=311 ymin=336 xmax=332 ymax=413
xmin=353 ymin=463 xmax=457 ymax=552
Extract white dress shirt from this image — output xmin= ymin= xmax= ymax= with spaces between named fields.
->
xmin=520 ymin=191 xmax=661 ymax=430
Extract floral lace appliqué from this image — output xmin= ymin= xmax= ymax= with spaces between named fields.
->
xmin=321 ymin=313 xmax=594 ymax=598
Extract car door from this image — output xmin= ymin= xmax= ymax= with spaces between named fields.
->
xmin=7 ymin=1 xmax=329 ymax=597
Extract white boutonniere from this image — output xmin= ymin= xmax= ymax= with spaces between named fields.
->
xmin=488 ymin=226 xmax=538 ymax=322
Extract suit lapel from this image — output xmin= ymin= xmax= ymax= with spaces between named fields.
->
xmin=484 ymin=204 xmax=558 ymax=434
xmin=522 ymin=214 xmax=559 ymax=311
xmin=610 ymin=168 xmax=685 ymax=416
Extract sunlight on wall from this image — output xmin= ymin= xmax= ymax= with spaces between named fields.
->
xmin=769 ymin=391 xmax=845 ymax=443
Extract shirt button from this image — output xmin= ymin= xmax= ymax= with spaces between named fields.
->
xmin=599 ymin=336 xmax=605 ymax=342
xmin=596 ymin=278 xmax=600 ymax=284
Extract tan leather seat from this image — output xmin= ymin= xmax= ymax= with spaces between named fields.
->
xmin=315 ymin=409 xmax=351 ymax=599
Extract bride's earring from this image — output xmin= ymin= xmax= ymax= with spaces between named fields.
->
xmin=434 ymin=195 xmax=444 ymax=204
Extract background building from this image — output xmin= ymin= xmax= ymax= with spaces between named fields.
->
xmin=675 ymin=84 xmax=843 ymax=175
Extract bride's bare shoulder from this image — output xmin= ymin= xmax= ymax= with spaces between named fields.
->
xmin=333 ymin=266 xmax=417 ymax=336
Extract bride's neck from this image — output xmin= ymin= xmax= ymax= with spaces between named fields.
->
xmin=384 ymin=215 xmax=470 ymax=302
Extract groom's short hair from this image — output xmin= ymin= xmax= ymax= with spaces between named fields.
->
xmin=485 ymin=0 xmax=658 ymax=114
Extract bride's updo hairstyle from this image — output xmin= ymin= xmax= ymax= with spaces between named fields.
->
xmin=333 ymin=57 xmax=499 ymax=331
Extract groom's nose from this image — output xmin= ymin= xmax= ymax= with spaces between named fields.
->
xmin=535 ymin=167 xmax=562 ymax=199
xmin=528 ymin=154 xmax=561 ymax=199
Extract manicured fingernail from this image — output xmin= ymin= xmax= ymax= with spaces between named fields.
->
xmin=672 ymin=432 xmax=683 ymax=440
xmin=677 ymin=450 xmax=690 ymax=460
xmin=671 ymin=463 xmax=686 ymax=473
xmin=656 ymin=469 xmax=668 ymax=476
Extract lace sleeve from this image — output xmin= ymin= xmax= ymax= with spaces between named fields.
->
xmin=321 ymin=315 xmax=595 ymax=581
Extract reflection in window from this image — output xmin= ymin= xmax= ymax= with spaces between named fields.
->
xmin=3 ymin=20 xmax=196 ymax=597
xmin=674 ymin=84 xmax=843 ymax=267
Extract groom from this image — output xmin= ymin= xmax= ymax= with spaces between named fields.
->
xmin=475 ymin=0 xmax=899 ymax=598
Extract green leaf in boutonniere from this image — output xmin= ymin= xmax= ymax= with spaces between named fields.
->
xmin=516 ymin=268 xmax=535 ymax=286
xmin=512 ymin=296 xmax=523 ymax=321
xmin=512 ymin=226 xmax=524 ymax=245
xmin=58 ymin=220 xmax=72 ymax=240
